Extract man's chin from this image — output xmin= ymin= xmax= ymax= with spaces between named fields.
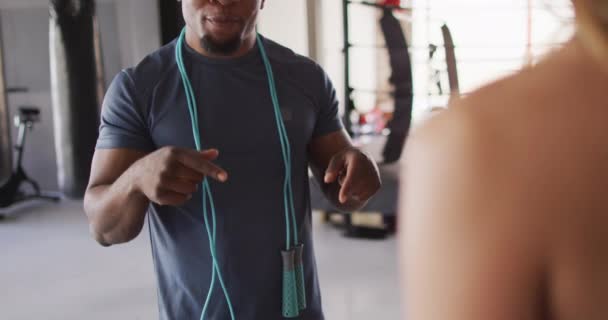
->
xmin=201 ymin=35 xmax=242 ymax=56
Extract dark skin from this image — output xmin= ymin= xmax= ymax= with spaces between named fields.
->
xmin=84 ymin=0 xmax=381 ymax=246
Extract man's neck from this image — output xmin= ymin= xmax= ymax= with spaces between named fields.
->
xmin=185 ymin=30 xmax=256 ymax=60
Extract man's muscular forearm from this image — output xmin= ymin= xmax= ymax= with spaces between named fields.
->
xmin=84 ymin=163 xmax=150 ymax=246
xmin=84 ymin=147 xmax=227 ymax=246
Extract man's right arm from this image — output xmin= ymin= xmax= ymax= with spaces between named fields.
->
xmin=84 ymin=147 xmax=229 ymax=247
xmin=84 ymin=149 xmax=151 ymax=246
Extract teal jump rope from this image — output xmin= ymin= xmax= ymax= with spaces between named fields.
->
xmin=175 ymin=28 xmax=307 ymax=319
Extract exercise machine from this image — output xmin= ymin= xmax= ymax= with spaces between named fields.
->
xmin=0 ymin=107 xmax=61 ymax=217
xmin=311 ymin=0 xmax=460 ymax=238
xmin=310 ymin=0 xmax=413 ymax=238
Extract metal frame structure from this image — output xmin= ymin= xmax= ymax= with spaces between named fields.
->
xmin=0 ymin=18 xmax=10 ymax=184
xmin=342 ymin=0 xmax=413 ymax=134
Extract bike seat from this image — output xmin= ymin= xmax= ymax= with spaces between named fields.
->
xmin=16 ymin=106 xmax=40 ymax=123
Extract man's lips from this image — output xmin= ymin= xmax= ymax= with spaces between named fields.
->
xmin=204 ymin=16 xmax=241 ymax=24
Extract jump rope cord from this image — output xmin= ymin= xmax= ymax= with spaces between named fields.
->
xmin=176 ymin=31 xmax=235 ymax=320
xmin=256 ymin=33 xmax=299 ymax=247
xmin=175 ymin=28 xmax=299 ymax=320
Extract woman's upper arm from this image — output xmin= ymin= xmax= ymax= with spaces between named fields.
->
xmin=399 ymin=112 xmax=544 ymax=320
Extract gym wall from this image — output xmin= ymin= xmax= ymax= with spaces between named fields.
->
xmin=0 ymin=0 xmax=158 ymax=191
xmin=257 ymin=0 xmax=310 ymax=57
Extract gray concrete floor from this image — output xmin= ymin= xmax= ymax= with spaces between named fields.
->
xmin=0 ymin=200 xmax=400 ymax=320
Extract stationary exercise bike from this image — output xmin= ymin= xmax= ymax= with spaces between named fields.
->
xmin=0 ymin=107 xmax=61 ymax=217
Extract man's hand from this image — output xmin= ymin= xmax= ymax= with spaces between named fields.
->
xmin=132 ymin=147 xmax=228 ymax=206
xmin=323 ymin=147 xmax=381 ymax=205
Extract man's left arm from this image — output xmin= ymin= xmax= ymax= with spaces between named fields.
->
xmin=308 ymin=129 xmax=381 ymax=212
xmin=306 ymin=64 xmax=381 ymax=212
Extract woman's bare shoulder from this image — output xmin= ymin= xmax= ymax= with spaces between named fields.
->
xmin=409 ymin=49 xmax=576 ymax=163
xmin=400 ymin=68 xmax=555 ymax=320
xmin=404 ymin=56 xmax=574 ymax=223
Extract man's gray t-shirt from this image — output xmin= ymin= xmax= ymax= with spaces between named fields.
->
xmin=96 ymin=36 xmax=343 ymax=320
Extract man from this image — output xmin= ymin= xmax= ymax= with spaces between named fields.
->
xmin=83 ymin=0 xmax=381 ymax=319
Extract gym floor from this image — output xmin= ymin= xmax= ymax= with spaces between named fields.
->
xmin=0 ymin=200 xmax=399 ymax=320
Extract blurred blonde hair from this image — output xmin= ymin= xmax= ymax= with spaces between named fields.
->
xmin=574 ymin=0 xmax=608 ymax=68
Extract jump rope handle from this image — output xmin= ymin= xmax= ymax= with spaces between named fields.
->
xmin=282 ymin=244 xmax=307 ymax=318
xmin=281 ymin=249 xmax=300 ymax=318
xmin=294 ymin=244 xmax=307 ymax=311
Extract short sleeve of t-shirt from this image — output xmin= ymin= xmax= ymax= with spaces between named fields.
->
xmin=312 ymin=66 xmax=344 ymax=138
xmin=96 ymin=70 xmax=155 ymax=151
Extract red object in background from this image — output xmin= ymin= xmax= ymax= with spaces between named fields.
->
xmin=381 ymin=0 xmax=401 ymax=6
